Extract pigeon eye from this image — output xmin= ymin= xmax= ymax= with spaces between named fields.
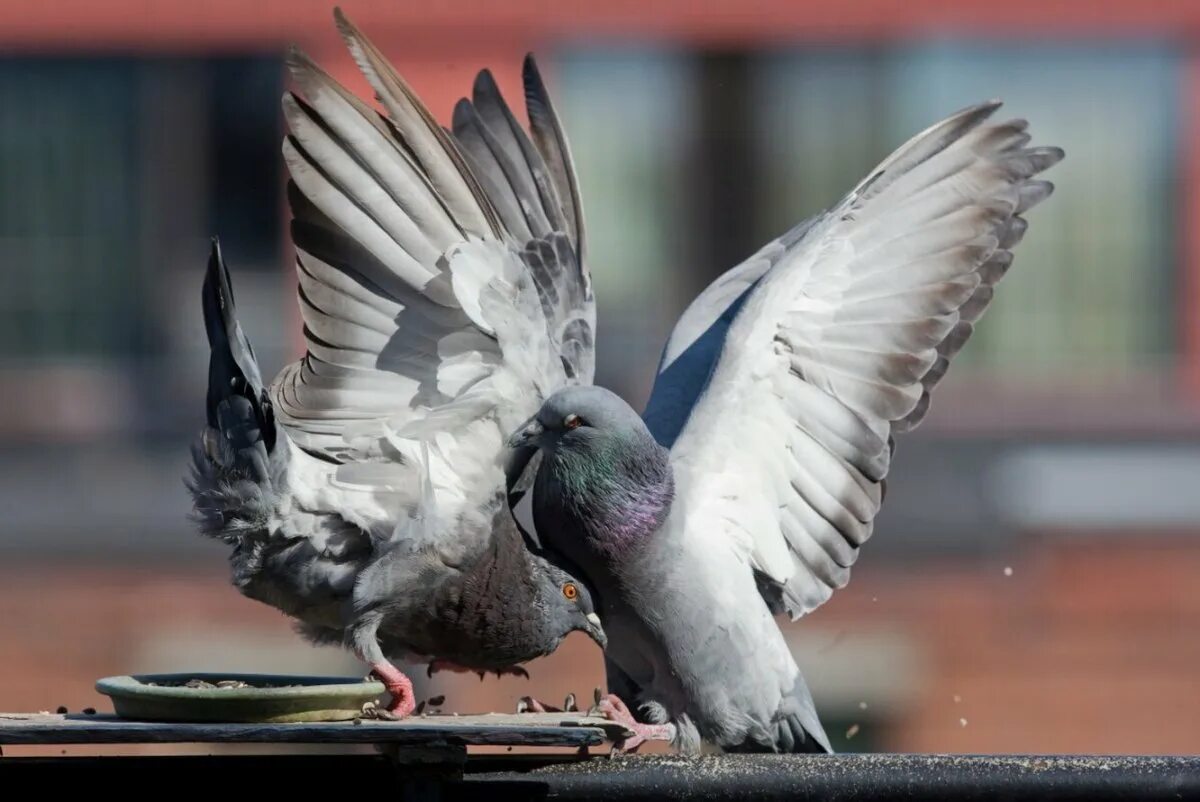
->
xmin=564 ymin=414 xmax=583 ymax=430
xmin=562 ymin=582 xmax=578 ymax=600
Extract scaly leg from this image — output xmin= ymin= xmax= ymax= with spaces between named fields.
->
xmin=595 ymin=694 xmax=674 ymax=753
xmin=368 ymin=659 xmax=416 ymax=718
xmin=353 ymin=611 xmax=415 ymax=718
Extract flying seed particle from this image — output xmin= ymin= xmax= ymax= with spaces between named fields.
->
xmin=959 ymin=717 xmax=968 ymax=727
xmin=1003 ymin=566 xmax=1013 ymax=577
xmin=845 ymin=724 xmax=860 ymax=739
xmin=858 ymin=701 xmax=868 ymax=711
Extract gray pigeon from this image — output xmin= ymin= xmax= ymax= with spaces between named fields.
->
xmin=187 ymin=10 xmax=604 ymax=717
xmin=508 ymin=101 xmax=1064 ymax=752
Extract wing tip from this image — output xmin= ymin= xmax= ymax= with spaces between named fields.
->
xmin=473 ymin=66 xmax=499 ymax=99
xmin=451 ymin=96 xmax=476 ymax=132
xmin=332 ymin=5 xmax=354 ymax=37
xmin=522 ymin=52 xmax=544 ymax=91
xmin=1039 ymin=145 xmax=1067 ymax=168
xmin=284 ymin=44 xmax=329 ymax=92
xmin=202 ymin=235 xmax=237 ymax=350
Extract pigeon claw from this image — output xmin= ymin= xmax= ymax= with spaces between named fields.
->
xmin=369 ymin=662 xmax=417 ymax=718
xmin=516 ymin=695 xmax=558 ymax=713
xmin=594 ymin=693 xmax=673 ymax=754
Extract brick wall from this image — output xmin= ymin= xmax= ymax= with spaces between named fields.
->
xmin=2 ymin=534 xmax=1197 ymax=755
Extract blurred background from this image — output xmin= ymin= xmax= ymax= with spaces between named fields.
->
xmin=2 ymin=0 xmax=1198 ymax=756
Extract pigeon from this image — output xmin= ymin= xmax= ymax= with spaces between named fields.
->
xmin=186 ymin=9 xmax=605 ymax=717
xmin=507 ymin=101 xmax=1064 ymax=752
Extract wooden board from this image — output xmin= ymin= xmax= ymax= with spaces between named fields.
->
xmin=0 ymin=711 xmax=629 ymax=748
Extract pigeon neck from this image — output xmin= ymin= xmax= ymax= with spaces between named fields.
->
xmin=431 ymin=526 xmax=549 ymax=667
xmin=547 ymin=432 xmax=675 ymax=562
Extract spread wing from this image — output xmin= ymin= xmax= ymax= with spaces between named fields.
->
xmin=271 ymin=10 xmax=593 ymax=540
xmin=652 ymin=100 xmax=1062 ymax=618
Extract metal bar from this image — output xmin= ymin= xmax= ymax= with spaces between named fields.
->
xmin=1 ymin=753 xmax=1197 ymax=800
xmin=463 ymin=753 xmax=1200 ymax=802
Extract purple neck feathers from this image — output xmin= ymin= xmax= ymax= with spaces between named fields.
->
xmin=542 ymin=432 xmax=675 ymax=563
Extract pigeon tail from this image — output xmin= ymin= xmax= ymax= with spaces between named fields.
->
xmin=727 ymin=674 xmax=833 ymax=754
xmin=187 ymin=239 xmax=285 ymax=543
xmin=200 ymin=238 xmax=278 ymax=483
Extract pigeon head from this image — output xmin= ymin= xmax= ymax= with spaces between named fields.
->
xmin=508 ymin=386 xmax=649 ymax=453
xmin=531 ymin=555 xmax=606 ymax=649
xmin=507 ymin=386 xmax=675 ymax=564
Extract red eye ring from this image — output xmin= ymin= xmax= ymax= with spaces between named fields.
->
xmin=564 ymin=414 xmax=583 ymax=430
xmin=562 ymin=583 xmax=578 ymax=600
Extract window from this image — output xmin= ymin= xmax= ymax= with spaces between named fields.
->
xmin=755 ymin=43 xmax=1181 ymax=384
xmin=0 ymin=56 xmax=281 ymax=362
xmin=552 ymin=48 xmax=698 ymax=403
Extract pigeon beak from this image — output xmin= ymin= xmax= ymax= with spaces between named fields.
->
xmin=503 ymin=418 xmax=545 ymax=498
xmin=506 ymin=417 xmax=544 ymax=450
xmin=584 ymin=612 xmax=607 ymax=649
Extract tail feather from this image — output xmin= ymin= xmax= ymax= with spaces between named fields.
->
xmin=188 ymin=239 xmax=283 ymax=541
xmin=201 ymin=238 xmax=277 ymax=480
xmin=725 ymin=672 xmax=833 ymax=755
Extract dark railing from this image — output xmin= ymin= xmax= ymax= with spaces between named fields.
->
xmin=1 ymin=713 xmax=1197 ymax=800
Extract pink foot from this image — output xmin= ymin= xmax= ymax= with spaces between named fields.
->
xmin=595 ymin=694 xmax=674 ymax=753
xmin=370 ymin=661 xmax=416 ymax=718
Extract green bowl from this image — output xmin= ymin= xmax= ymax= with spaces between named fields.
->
xmin=95 ymin=673 xmax=387 ymax=723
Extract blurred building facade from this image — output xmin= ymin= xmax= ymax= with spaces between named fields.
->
xmin=1 ymin=1 xmax=1198 ymax=755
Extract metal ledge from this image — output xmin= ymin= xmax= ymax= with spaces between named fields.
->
xmin=465 ymin=753 xmax=1200 ymax=801
xmin=0 ymin=752 xmax=1196 ymax=800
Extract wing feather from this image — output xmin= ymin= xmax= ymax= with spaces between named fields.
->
xmin=265 ymin=13 xmax=593 ymax=549
xmin=656 ymin=101 xmax=1063 ymax=619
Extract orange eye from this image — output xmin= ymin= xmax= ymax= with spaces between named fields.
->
xmin=562 ymin=583 xmax=578 ymax=600
xmin=564 ymin=414 xmax=582 ymax=430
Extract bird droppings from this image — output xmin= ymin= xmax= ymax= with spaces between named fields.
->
xmin=960 ymin=717 xmax=969 ymax=727
xmin=845 ymin=724 xmax=860 ymax=739
xmin=1003 ymin=566 xmax=1014 ymax=577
